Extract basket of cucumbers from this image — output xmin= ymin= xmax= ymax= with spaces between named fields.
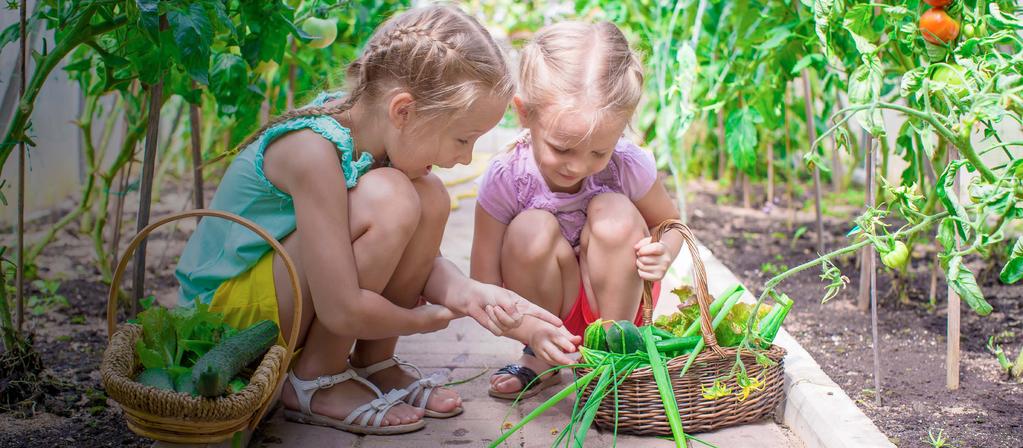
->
xmin=100 ymin=210 xmax=302 ymax=443
xmin=575 ymin=220 xmax=789 ymax=436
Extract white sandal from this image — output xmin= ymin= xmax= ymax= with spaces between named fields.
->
xmin=282 ymin=369 xmax=426 ymax=435
xmin=354 ymin=356 xmax=464 ymax=418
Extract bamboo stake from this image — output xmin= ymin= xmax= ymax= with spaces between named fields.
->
xmin=717 ymin=110 xmax=726 ymax=180
xmin=766 ymin=139 xmax=774 ymax=204
xmin=131 ymin=18 xmax=167 ymax=313
xmin=15 ymin=0 xmax=28 ymax=332
xmin=189 ymin=81 xmax=204 ymax=213
xmin=947 ymin=145 xmax=961 ymax=390
xmin=866 ymin=137 xmax=881 ymax=405
xmin=858 ymin=133 xmax=874 ymax=313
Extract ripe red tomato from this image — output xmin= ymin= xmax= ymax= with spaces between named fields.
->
xmin=919 ymin=8 xmax=960 ymax=45
xmin=924 ymin=0 xmax=952 ymax=7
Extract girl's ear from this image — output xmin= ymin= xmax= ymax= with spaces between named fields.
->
xmin=512 ymin=95 xmax=530 ymax=127
xmin=388 ymin=92 xmax=416 ymax=130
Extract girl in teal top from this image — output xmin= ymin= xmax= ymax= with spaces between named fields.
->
xmin=175 ymin=5 xmax=561 ymax=436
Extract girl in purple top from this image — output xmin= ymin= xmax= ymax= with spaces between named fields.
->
xmin=470 ymin=21 xmax=686 ymax=399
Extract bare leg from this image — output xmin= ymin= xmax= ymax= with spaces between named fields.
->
xmin=490 ymin=209 xmax=577 ymax=394
xmin=276 ymin=168 xmax=424 ymax=427
xmin=579 ymin=193 xmax=648 ymax=321
xmin=349 ymin=172 xmax=461 ymax=414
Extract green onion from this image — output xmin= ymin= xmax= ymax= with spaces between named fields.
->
xmin=488 ymin=366 xmax=602 ymax=448
xmin=678 ymin=288 xmax=744 ymax=378
xmin=644 ymin=326 xmax=687 ymax=448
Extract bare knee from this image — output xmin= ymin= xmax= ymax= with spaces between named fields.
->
xmin=412 ymin=172 xmax=450 ymax=230
xmin=353 ymin=167 xmax=421 ymax=235
xmin=585 ymin=193 xmax=645 ymax=247
xmin=502 ymin=209 xmax=564 ymax=265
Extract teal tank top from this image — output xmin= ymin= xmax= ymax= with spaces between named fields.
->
xmin=175 ymin=91 xmax=374 ymax=305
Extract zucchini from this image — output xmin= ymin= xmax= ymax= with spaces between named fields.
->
xmin=605 ymin=320 xmax=643 ymax=354
xmin=582 ymin=319 xmax=608 ymax=351
xmin=192 ymin=319 xmax=279 ymax=397
xmin=136 ymin=368 xmax=175 ymax=391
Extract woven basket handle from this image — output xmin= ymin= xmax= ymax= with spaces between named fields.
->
xmin=105 ymin=209 xmax=303 ymax=431
xmin=641 ymin=219 xmax=723 ymax=355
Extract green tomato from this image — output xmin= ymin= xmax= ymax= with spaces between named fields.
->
xmin=930 ymin=64 xmax=969 ymax=101
xmin=881 ymin=241 xmax=909 ymax=270
xmin=963 ymin=24 xmax=975 ymax=39
xmin=301 ymin=17 xmax=338 ymax=49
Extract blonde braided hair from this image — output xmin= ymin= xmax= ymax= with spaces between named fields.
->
xmin=233 ymin=4 xmax=513 ymax=154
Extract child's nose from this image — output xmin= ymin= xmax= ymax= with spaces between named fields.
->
xmin=456 ymin=148 xmax=472 ymax=166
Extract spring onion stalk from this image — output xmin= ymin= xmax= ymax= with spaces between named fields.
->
xmin=644 ymin=326 xmax=688 ymax=448
xmin=488 ymin=367 xmax=603 ymax=448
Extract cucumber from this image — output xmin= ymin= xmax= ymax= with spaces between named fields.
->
xmin=582 ymin=319 xmax=608 ymax=351
xmin=654 ymin=335 xmax=702 ymax=353
xmin=175 ymin=372 xmax=198 ymax=396
xmin=192 ymin=320 xmax=279 ymax=397
xmin=136 ymin=368 xmax=175 ymax=391
xmin=605 ymin=320 xmax=643 ymax=354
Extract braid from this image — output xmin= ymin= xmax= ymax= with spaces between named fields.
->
xmin=216 ymin=5 xmax=512 ymax=167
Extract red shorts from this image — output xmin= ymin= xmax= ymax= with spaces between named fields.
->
xmin=562 ymin=280 xmax=660 ymax=337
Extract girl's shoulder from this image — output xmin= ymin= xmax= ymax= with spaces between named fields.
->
xmin=596 ymin=137 xmax=657 ymax=200
xmin=485 ymin=130 xmax=534 ymax=177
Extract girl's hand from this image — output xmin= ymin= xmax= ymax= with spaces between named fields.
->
xmin=412 ymin=303 xmax=459 ymax=333
xmin=459 ymin=283 xmax=564 ymax=336
xmin=634 ymin=237 xmax=672 ymax=281
xmin=529 ymin=323 xmax=581 ymax=366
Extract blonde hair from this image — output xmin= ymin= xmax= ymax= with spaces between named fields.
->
xmin=518 ymin=21 xmax=643 ymax=137
xmin=239 ymin=4 xmax=514 ymax=149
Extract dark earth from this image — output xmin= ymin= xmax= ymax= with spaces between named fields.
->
xmin=686 ymin=181 xmax=1023 ymax=448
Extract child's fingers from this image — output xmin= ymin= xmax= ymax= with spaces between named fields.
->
xmin=517 ymin=300 xmax=563 ymax=327
xmin=633 ymin=236 xmax=652 ymax=251
xmin=484 ymin=305 xmax=506 ymax=336
xmin=473 ymin=305 xmax=503 ymax=336
xmin=491 ymin=304 xmax=519 ymax=330
xmin=540 ymin=343 xmax=575 ymax=366
xmin=636 ymin=243 xmax=667 ymax=257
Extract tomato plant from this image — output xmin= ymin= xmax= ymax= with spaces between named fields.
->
xmin=920 ymin=8 xmax=960 ymax=45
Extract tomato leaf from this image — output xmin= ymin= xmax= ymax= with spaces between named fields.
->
xmin=842 ymin=4 xmax=878 ymax=54
xmin=168 ymin=3 xmax=213 ymax=85
xmin=988 ymin=4 xmax=1023 ymax=30
xmin=725 ymin=107 xmax=758 ymax=175
xmin=848 ymin=54 xmax=884 ymax=136
xmin=135 ymin=0 xmax=161 ymax=44
xmin=947 ymin=255 xmax=993 ymax=316
xmin=1000 ymin=238 xmax=1023 ymax=284
xmin=935 ymin=160 xmax=974 ymax=240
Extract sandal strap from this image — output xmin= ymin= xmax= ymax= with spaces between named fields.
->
xmin=355 ymin=355 xmax=425 ymax=378
xmin=343 ymin=388 xmax=410 ymax=427
xmin=493 ymin=364 xmax=539 ymax=392
xmin=404 ymin=371 xmax=448 ymax=409
xmin=287 ymin=369 xmax=384 ymax=416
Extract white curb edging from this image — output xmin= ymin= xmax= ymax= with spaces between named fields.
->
xmin=658 ymin=241 xmax=895 ymax=448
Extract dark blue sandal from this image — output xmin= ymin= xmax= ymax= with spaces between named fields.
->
xmin=488 ymin=347 xmax=562 ymax=400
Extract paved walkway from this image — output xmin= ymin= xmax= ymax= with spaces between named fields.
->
xmin=250 ymin=139 xmax=804 ymax=447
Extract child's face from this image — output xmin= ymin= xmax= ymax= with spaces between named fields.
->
xmin=520 ymin=101 xmax=627 ymax=193
xmin=387 ymin=92 xmax=509 ymax=179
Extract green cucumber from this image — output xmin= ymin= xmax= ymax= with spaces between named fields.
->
xmin=192 ymin=319 xmax=279 ymax=397
xmin=583 ymin=319 xmax=609 ymax=351
xmin=136 ymin=368 xmax=175 ymax=391
xmin=757 ymin=293 xmax=793 ymax=347
xmin=654 ymin=335 xmax=702 ymax=353
xmin=605 ymin=320 xmax=643 ymax=354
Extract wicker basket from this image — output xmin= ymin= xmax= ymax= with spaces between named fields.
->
xmin=100 ymin=210 xmax=302 ymax=443
xmin=578 ymin=220 xmax=786 ymax=435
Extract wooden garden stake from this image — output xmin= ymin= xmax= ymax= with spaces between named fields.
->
xmin=801 ymin=70 xmax=824 ymax=254
xmin=947 ymin=145 xmax=961 ymax=390
xmin=15 ymin=0 xmax=28 ymax=332
xmin=189 ymin=81 xmax=204 ymax=213
xmin=766 ymin=138 xmax=774 ymax=205
xmin=131 ymin=18 xmax=167 ymax=312
xmin=858 ymin=133 xmax=874 ymax=313
xmin=832 ymin=91 xmax=846 ymax=190
xmin=720 ymin=108 xmax=728 ymax=180
xmin=287 ymin=39 xmax=297 ymax=110
xmin=866 ymin=138 xmax=881 ymax=405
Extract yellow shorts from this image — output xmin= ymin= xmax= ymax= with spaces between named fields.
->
xmin=208 ymin=251 xmax=287 ymax=347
